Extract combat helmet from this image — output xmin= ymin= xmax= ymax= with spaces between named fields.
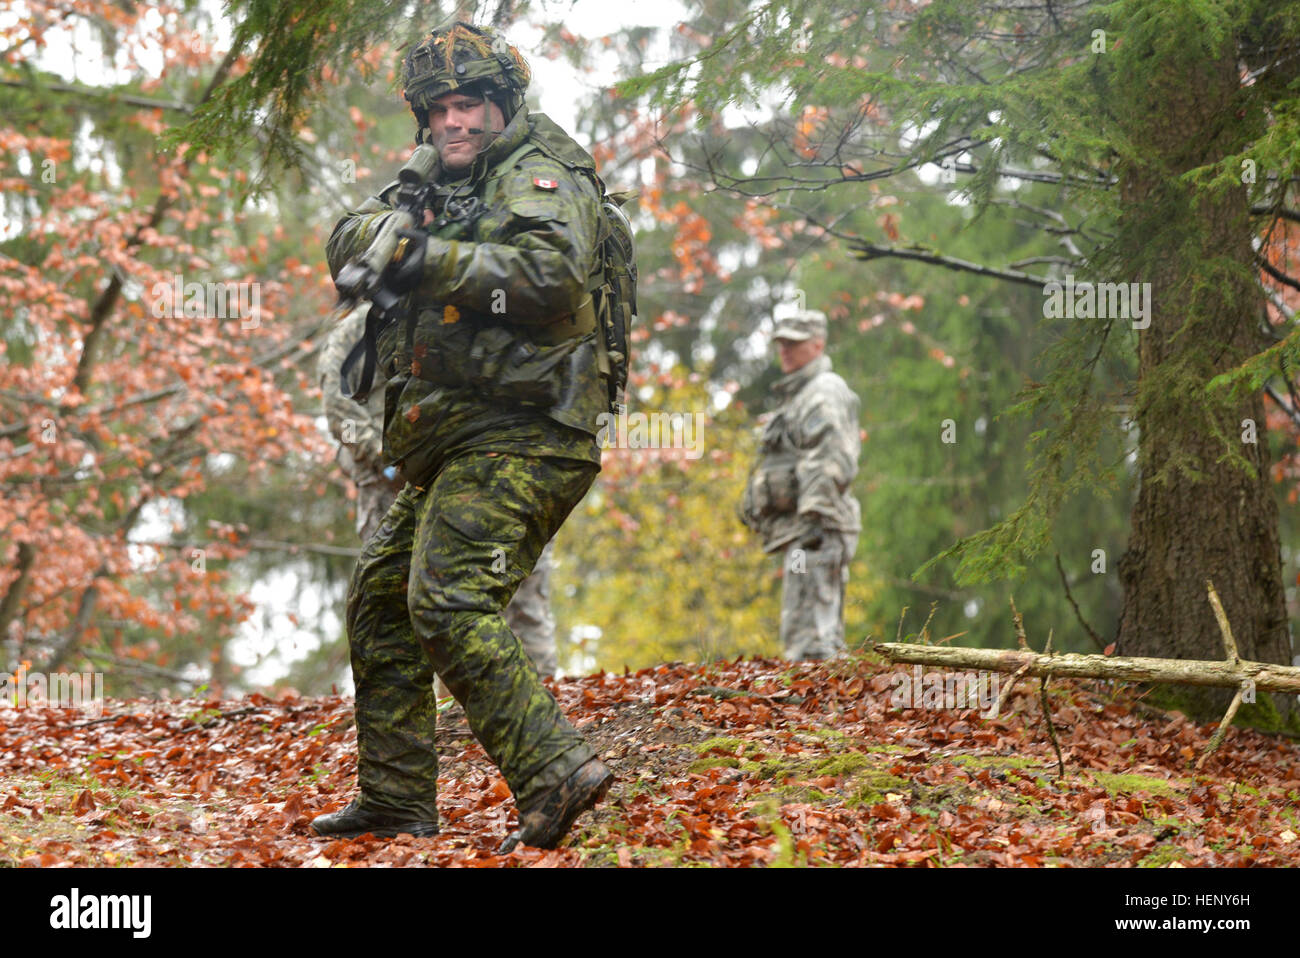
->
xmin=402 ymin=22 xmax=531 ymax=143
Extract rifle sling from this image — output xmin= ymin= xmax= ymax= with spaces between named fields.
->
xmin=340 ymin=305 xmax=393 ymax=403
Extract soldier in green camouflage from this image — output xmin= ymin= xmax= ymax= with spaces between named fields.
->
xmin=318 ymin=305 xmax=561 ymax=678
xmin=311 ymin=22 xmax=614 ymax=851
xmin=741 ymin=309 xmax=862 ymax=660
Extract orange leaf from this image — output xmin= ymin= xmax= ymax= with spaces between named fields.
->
xmin=72 ymin=789 xmax=96 ymax=815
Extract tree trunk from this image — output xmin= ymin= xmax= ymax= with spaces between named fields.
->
xmin=0 ymin=541 xmax=37 ymax=659
xmin=1113 ymin=21 xmax=1293 ymax=723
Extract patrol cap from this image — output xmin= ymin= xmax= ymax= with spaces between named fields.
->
xmin=772 ymin=309 xmax=828 ymax=342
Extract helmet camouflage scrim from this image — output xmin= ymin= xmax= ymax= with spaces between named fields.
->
xmin=402 ymin=22 xmax=531 ymax=141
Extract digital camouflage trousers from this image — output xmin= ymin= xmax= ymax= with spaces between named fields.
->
xmin=780 ymin=533 xmax=852 ymax=660
xmin=359 ymin=473 xmax=559 ymax=679
xmin=502 ymin=540 xmax=557 ymax=677
xmin=344 ymin=448 xmax=599 ymax=822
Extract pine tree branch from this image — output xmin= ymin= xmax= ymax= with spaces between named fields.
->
xmin=0 ymin=77 xmax=194 ymax=113
xmin=888 ymin=577 xmax=968 ymax=603
xmin=490 ymin=0 xmax=516 ymax=28
xmin=1251 ymin=205 xmax=1300 ymax=224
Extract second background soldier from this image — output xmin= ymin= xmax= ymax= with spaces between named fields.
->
xmin=741 ymin=308 xmax=862 ymax=660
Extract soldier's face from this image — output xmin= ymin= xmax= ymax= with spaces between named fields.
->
xmin=426 ymin=91 xmax=506 ymax=172
xmin=775 ymin=336 xmax=825 ymax=373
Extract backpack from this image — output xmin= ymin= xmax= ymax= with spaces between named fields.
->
xmin=495 ymin=115 xmax=638 ymax=413
xmin=594 ymin=194 xmax=637 ymax=412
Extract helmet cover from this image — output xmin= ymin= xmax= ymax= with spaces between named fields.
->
xmin=402 ymin=21 xmax=531 ymax=138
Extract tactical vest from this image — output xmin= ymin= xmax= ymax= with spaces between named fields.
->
xmin=372 ymin=114 xmax=633 ymax=436
xmin=740 ymin=355 xmax=863 ymax=554
xmin=462 ymin=116 xmax=636 ymax=413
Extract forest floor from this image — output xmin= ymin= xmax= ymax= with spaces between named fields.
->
xmin=3 ymin=648 xmax=1300 ymax=867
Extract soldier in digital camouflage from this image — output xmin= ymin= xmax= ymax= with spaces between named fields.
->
xmin=318 ymin=306 xmax=561 ymax=679
xmin=318 ymin=305 xmax=404 ymax=543
xmin=501 ymin=540 xmax=559 ymax=677
xmin=741 ymin=308 xmax=862 ymax=661
xmin=312 ymin=21 xmax=617 ymax=851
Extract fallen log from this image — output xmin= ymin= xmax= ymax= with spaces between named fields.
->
xmin=870 ymin=642 xmax=1300 ymax=694
xmin=874 ymin=580 xmax=1297 ymax=769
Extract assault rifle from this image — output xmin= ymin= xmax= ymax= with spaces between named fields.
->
xmin=334 ymin=144 xmax=441 ymax=402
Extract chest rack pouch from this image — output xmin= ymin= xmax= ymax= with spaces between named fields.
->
xmin=408 ymin=310 xmax=586 ymax=409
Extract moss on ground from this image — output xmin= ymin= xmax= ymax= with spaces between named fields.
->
xmin=948 ymin=754 xmax=1041 ymax=771
xmin=691 ymin=737 xmax=760 ymax=757
xmin=1138 ymin=844 xmax=1192 ymax=867
xmin=1089 ymin=771 xmax=1182 ymax=798
xmin=1144 ymin=684 xmax=1300 ymax=736
xmin=687 ymin=756 xmax=743 ymax=774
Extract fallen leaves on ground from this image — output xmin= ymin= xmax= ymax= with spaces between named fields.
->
xmin=2 ymin=652 xmax=1299 ymax=867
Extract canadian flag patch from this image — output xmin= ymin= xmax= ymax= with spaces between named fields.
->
xmin=532 ymin=177 xmax=559 ymax=190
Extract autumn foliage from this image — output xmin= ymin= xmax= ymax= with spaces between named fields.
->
xmin=3 ymin=652 xmax=1300 ymax=867
xmin=0 ymin=3 xmax=338 ymax=675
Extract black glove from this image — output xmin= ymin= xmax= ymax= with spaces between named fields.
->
xmin=380 ymin=228 xmax=428 ymax=295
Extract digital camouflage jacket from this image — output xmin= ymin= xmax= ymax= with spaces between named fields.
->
xmin=742 ymin=354 xmax=862 ymax=554
xmin=325 ymin=107 xmax=608 ymax=485
xmin=318 ymin=305 xmax=386 ymax=473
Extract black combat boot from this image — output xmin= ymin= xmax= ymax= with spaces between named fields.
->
xmin=310 ymin=798 xmax=439 ymax=839
xmin=497 ymin=757 xmax=613 ymax=853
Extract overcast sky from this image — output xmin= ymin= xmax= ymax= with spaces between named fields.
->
xmin=506 ymin=0 xmax=689 ymax=132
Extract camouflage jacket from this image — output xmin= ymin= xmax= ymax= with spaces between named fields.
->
xmin=318 ymin=305 xmax=386 ymax=481
xmin=324 ymin=107 xmax=607 ymax=486
xmin=741 ymin=354 xmax=862 ymax=554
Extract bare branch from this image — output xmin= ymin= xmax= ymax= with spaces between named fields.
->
xmin=1265 ymin=384 xmax=1300 ymax=429
xmin=1258 ymin=254 xmax=1300 ymax=293
xmin=69 ymin=45 xmax=240 ymax=402
xmin=1251 ymin=205 xmax=1300 ymax=224
xmin=849 ymin=240 xmax=1046 ymax=288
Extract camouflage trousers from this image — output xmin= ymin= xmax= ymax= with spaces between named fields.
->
xmin=357 ymin=470 xmax=405 ymax=543
xmin=432 ymin=541 xmax=556 ymax=699
xmin=503 ymin=540 xmax=557 ymax=677
xmin=355 ymin=469 xmax=559 ymax=678
xmin=780 ymin=533 xmax=853 ymax=660
xmin=344 ymin=449 xmax=599 ymax=821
